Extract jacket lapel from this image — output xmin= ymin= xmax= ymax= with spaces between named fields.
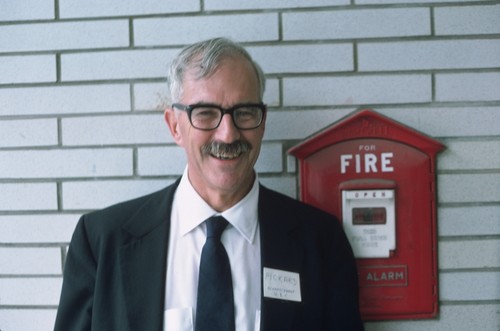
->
xmin=258 ymin=186 xmax=304 ymax=331
xmin=119 ymin=180 xmax=179 ymax=331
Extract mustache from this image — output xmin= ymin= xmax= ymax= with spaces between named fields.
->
xmin=201 ymin=140 xmax=252 ymax=156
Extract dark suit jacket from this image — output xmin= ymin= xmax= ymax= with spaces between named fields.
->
xmin=54 ymin=179 xmax=364 ymax=331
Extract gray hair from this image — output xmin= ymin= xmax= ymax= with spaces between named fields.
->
xmin=167 ymin=37 xmax=266 ymax=103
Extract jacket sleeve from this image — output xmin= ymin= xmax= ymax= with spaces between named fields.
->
xmin=53 ymin=216 xmax=96 ymax=331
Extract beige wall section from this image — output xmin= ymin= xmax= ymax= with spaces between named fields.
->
xmin=1 ymin=1 xmax=499 ymax=330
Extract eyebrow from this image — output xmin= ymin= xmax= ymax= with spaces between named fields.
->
xmin=184 ymin=101 xmax=263 ymax=107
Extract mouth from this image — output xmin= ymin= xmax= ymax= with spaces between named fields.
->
xmin=212 ymin=150 xmax=243 ymax=160
xmin=203 ymin=140 xmax=251 ymax=161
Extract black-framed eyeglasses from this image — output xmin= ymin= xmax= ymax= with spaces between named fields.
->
xmin=172 ymin=103 xmax=266 ymax=131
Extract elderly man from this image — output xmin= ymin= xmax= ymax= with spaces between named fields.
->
xmin=54 ymin=37 xmax=364 ymax=331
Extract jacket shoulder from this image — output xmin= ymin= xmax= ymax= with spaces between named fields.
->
xmin=80 ymin=180 xmax=178 ymax=235
xmin=259 ymin=185 xmax=339 ymax=223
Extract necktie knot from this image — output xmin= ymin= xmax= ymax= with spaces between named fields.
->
xmin=206 ymin=215 xmax=229 ymax=240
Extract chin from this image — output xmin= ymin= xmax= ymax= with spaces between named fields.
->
xmin=212 ymin=172 xmax=251 ymax=190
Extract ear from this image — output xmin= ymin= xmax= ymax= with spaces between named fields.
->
xmin=261 ymin=109 xmax=267 ymax=131
xmin=164 ymin=108 xmax=184 ymax=147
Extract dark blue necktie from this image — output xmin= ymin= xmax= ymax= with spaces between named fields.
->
xmin=195 ymin=216 xmax=235 ymax=331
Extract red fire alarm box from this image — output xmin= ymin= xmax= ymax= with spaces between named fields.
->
xmin=288 ymin=109 xmax=445 ymax=321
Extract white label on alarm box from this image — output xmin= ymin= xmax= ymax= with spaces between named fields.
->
xmin=342 ymin=189 xmax=396 ymax=258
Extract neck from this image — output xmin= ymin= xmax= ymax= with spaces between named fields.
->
xmin=188 ymin=172 xmax=255 ymax=212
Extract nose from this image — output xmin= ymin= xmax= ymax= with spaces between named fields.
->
xmin=214 ymin=113 xmax=240 ymax=142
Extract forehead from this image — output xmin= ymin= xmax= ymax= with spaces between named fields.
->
xmin=181 ymin=56 xmax=260 ymax=104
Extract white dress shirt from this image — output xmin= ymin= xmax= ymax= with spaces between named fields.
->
xmin=164 ymin=168 xmax=261 ymax=331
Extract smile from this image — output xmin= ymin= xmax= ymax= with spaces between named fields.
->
xmin=203 ymin=140 xmax=251 ymax=161
xmin=212 ymin=150 xmax=244 ymax=160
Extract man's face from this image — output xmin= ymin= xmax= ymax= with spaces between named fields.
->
xmin=165 ymin=56 xmax=265 ymax=208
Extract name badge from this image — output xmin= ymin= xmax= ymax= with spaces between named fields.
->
xmin=263 ymin=267 xmax=301 ymax=302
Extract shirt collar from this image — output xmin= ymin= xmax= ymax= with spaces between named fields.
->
xmin=176 ymin=167 xmax=259 ymax=244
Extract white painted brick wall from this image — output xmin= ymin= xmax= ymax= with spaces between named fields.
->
xmin=283 ymin=8 xmax=431 ymax=40
xmin=137 ymin=146 xmax=187 ymax=176
xmin=439 ymin=206 xmax=500 ymax=236
xmin=377 ymin=107 xmax=500 ymax=137
xmin=364 ymin=304 xmax=500 ymax=331
xmin=434 ymin=4 xmax=500 ymax=35
xmin=440 ymin=140 xmax=500 ymax=170
xmin=134 ymin=14 xmax=280 ymax=46
xmin=59 ymin=0 xmax=200 ymax=19
xmin=0 ymin=149 xmax=133 ymax=178
xmin=440 ymin=272 xmax=499 ymax=301
xmin=0 ymin=214 xmax=80 ymax=243
xmin=61 ymin=179 xmax=174 ymax=210
xmin=358 ymin=0 xmax=494 ymax=4
xmin=439 ymin=174 xmax=500 ymax=203
xmin=248 ymin=44 xmax=354 ymax=74
xmin=0 ymin=55 xmax=56 ymax=84
xmin=61 ymin=49 xmax=180 ymax=81
xmin=0 ymin=0 xmax=55 ymax=21
xmin=0 ymin=20 xmax=130 ymax=52
xmin=283 ymin=75 xmax=432 ymax=106
xmin=0 ymin=119 xmax=58 ymax=148
xmin=0 ymin=183 xmax=57 ymax=211
xmin=0 ymin=278 xmax=62 ymax=305
xmin=1 ymin=1 xmax=499 ymax=330
xmin=1 ymin=85 xmax=131 ymax=116
xmin=262 ymin=79 xmax=280 ymax=107
xmin=436 ymin=72 xmax=500 ymax=102
xmin=204 ymin=0 xmax=348 ymax=11
xmin=439 ymin=239 xmax=500 ymax=269
xmin=358 ymin=40 xmax=500 ymax=71
xmin=0 ymin=247 xmax=61 ymax=275
xmin=133 ymin=83 xmax=171 ymax=110
xmin=0 ymin=309 xmax=57 ymax=331
xmin=61 ymin=114 xmax=169 ymax=145
xmin=266 ymin=109 xmax=354 ymax=140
